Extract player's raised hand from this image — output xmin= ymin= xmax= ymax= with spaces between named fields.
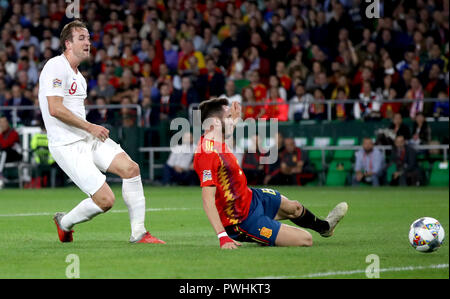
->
xmin=88 ymin=123 xmax=110 ymax=142
xmin=230 ymin=101 xmax=241 ymax=122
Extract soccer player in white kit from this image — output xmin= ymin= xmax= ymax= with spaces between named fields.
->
xmin=38 ymin=20 xmax=165 ymax=244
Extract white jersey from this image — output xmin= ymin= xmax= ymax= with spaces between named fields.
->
xmin=38 ymin=54 xmax=89 ymax=146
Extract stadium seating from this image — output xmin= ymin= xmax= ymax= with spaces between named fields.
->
xmin=419 ymin=160 xmax=431 ymax=185
xmin=428 ymin=161 xmax=449 ymax=186
xmin=386 ymin=163 xmax=397 ymax=185
xmin=294 ymin=137 xmax=308 ymax=148
xmin=308 ymin=137 xmax=333 ymax=166
xmin=332 ymin=137 xmax=358 ymax=162
xmin=325 ymin=160 xmax=352 ymax=186
xmin=307 ymin=137 xmax=333 ymax=185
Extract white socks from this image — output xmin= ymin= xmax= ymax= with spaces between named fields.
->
xmin=60 ymin=198 xmax=103 ymax=231
xmin=59 ymin=176 xmax=147 ymax=239
xmin=122 ymin=175 xmax=147 ymax=239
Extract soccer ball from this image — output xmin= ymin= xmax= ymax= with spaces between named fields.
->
xmin=409 ymin=217 xmax=445 ymax=253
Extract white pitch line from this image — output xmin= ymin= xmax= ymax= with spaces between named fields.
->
xmin=255 ymin=263 xmax=449 ymax=279
xmin=0 ymin=207 xmax=200 ymax=217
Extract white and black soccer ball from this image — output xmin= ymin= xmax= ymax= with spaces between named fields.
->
xmin=409 ymin=217 xmax=445 ymax=253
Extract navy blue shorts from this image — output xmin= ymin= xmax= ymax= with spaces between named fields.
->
xmin=225 ymin=188 xmax=282 ymax=246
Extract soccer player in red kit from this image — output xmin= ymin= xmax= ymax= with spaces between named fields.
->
xmin=194 ymin=98 xmax=348 ymax=249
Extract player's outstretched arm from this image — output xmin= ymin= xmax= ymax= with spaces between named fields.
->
xmin=202 ymin=186 xmax=241 ymax=249
xmin=47 ymin=96 xmax=110 ymax=142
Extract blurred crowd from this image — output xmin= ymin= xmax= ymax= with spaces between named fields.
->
xmin=162 ymin=118 xmax=441 ymax=187
xmin=0 ymin=0 xmax=449 ymax=130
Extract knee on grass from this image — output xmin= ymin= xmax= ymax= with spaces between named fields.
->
xmin=297 ymin=232 xmax=313 ymax=247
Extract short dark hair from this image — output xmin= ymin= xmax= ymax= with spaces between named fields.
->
xmin=60 ymin=20 xmax=88 ymax=52
xmin=198 ymin=98 xmax=229 ymax=123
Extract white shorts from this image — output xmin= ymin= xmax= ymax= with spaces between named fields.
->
xmin=49 ymin=136 xmax=125 ymax=196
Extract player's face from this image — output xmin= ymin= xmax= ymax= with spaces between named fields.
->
xmin=68 ymin=28 xmax=91 ymax=61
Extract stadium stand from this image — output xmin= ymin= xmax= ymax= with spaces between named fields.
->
xmin=0 ymin=0 xmax=448 ymax=187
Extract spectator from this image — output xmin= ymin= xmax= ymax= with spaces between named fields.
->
xmin=155 ymin=82 xmax=179 ymax=122
xmin=119 ymin=96 xmax=137 ymax=128
xmin=433 ymin=91 xmax=449 ymax=117
xmin=17 ymin=56 xmax=38 ymax=86
xmin=197 ymin=27 xmax=220 ymax=56
xmin=196 ymin=57 xmax=225 ymax=100
xmin=4 ymin=84 xmax=33 ymax=125
xmin=0 ymin=116 xmax=22 ymax=181
xmin=241 ymin=135 xmax=265 ymax=185
xmin=354 ymin=81 xmax=382 ymax=120
xmin=163 ymin=38 xmax=179 ymax=73
xmin=15 ymin=27 xmax=40 ymax=57
xmin=313 ymin=72 xmax=333 ymax=99
xmin=173 ymin=75 xmax=199 ymax=110
xmin=388 ymin=135 xmax=421 ymax=186
xmin=268 ymin=75 xmax=287 ymax=101
xmin=120 ymin=45 xmax=140 ymax=68
xmin=424 ymin=64 xmax=447 ymax=98
xmin=262 ymin=87 xmax=289 ymax=121
xmin=141 ymin=96 xmax=159 ymax=128
xmin=263 ymin=132 xmax=285 ymax=185
xmin=248 ymin=70 xmax=267 ymax=102
xmin=380 ymin=75 xmax=401 ymax=119
xmin=352 ymin=138 xmax=385 ymax=186
xmin=178 ymin=39 xmax=206 ymax=73
xmin=226 ymin=46 xmax=245 ymax=80
xmin=310 ymin=88 xmax=327 ymax=121
xmin=406 ymin=77 xmax=425 ymax=119
xmin=411 ymin=112 xmax=432 ymax=146
xmin=389 ymin=113 xmax=411 ymax=141
xmin=241 ymin=86 xmax=264 ymax=120
xmin=396 ymin=50 xmax=416 ymax=76
xmin=90 ymin=73 xmax=116 ymax=101
xmin=275 ymin=61 xmax=292 ymax=93
xmin=162 ymin=132 xmax=196 ymax=186
xmin=0 ymin=0 xmax=447 ymax=157
xmin=288 ymin=83 xmax=313 ymax=122
xmin=219 ymin=79 xmax=242 ymax=106
xmin=330 ymin=75 xmax=351 ymax=100
xmin=333 ymin=87 xmax=351 ymax=121
xmin=278 ymin=137 xmax=314 ymax=185
xmin=86 ymin=97 xmax=115 ymax=126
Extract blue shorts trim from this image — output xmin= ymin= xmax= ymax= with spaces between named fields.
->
xmin=225 ymin=188 xmax=282 ymax=246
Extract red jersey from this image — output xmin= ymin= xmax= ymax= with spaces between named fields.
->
xmin=252 ymin=84 xmax=267 ymax=102
xmin=193 ymin=136 xmax=253 ymax=227
xmin=0 ymin=128 xmax=20 ymax=149
xmin=262 ymin=98 xmax=289 ymax=121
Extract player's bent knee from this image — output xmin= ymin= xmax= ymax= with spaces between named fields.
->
xmin=127 ymin=161 xmax=141 ymax=178
xmin=300 ymin=232 xmax=313 ymax=247
xmin=95 ymin=195 xmax=115 ymax=212
xmin=123 ymin=161 xmax=140 ymax=179
xmin=92 ymin=190 xmax=115 ymax=212
xmin=286 ymin=200 xmax=303 ymax=219
xmin=292 ymin=201 xmax=303 ymax=218
xmin=291 ymin=230 xmax=313 ymax=247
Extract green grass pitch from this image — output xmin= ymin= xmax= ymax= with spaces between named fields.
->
xmin=0 ymin=186 xmax=448 ymax=279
